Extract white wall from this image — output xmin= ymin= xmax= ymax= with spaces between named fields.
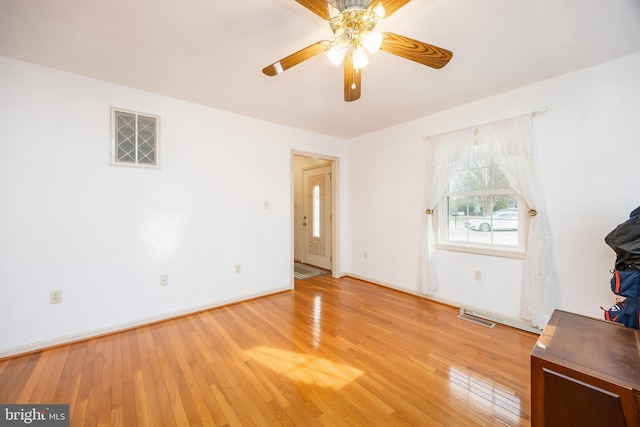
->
xmin=2 ymin=52 xmax=638 ymax=355
xmin=0 ymin=56 xmax=348 ymax=356
xmin=347 ymin=52 xmax=640 ymax=323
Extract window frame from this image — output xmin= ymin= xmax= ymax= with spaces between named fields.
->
xmin=110 ymin=107 xmax=161 ymax=168
xmin=435 ymin=152 xmax=528 ymax=259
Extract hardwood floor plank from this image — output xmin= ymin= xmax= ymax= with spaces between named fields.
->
xmin=109 ymin=334 xmax=123 ymax=413
xmin=0 ymin=359 xmax=9 ymax=378
xmin=52 ymin=343 xmax=78 ymax=404
xmin=119 ymin=330 xmax=137 ymax=426
xmin=97 ymin=336 xmax=114 ymax=427
xmin=173 ymin=350 xmax=217 ymax=426
xmin=0 ymin=276 xmax=537 ymax=426
xmin=84 ymin=341 xmax=105 ymax=427
xmin=135 ymin=329 xmax=165 ymax=427
xmin=210 ymin=383 xmax=245 ymax=426
xmin=74 ymin=340 xmax=96 ymax=404
xmin=16 ymin=350 xmax=53 ymax=402
xmin=110 ymin=406 xmax=124 ymax=427
xmin=72 ymin=398 xmax=88 ymax=427
xmin=132 ymin=370 xmax=150 ymax=427
xmin=145 ymin=349 xmax=177 ymax=426
xmin=150 ymin=325 xmax=192 ymax=427
xmin=155 ymin=327 xmax=204 ymax=426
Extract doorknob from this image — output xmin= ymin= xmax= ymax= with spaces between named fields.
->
xmin=302 ymin=222 xmax=307 ymax=226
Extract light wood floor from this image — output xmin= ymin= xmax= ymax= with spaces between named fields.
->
xmin=0 ymin=276 xmax=538 ymax=426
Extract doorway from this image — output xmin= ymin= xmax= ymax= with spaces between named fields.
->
xmin=292 ymin=153 xmax=338 ymax=279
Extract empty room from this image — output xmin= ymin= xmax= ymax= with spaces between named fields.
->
xmin=1 ymin=0 xmax=640 ymax=425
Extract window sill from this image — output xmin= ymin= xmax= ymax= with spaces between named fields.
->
xmin=436 ymin=243 xmax=525 ymax=260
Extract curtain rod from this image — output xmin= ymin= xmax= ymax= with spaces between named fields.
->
xmin=420 ymin=106 xmax=549 ymax=141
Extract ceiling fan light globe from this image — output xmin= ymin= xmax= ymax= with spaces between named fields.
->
xmin=364 ymin=2 xmax=385 ymax=21
xmin=352 ymin=46 xmax=369 ymax=69
xmin=362 ymin=31 xmax=383 ymax=53
xmin=327 ymin=44 xmax=347 ymax=66
xmin=372 ymin=3 xmax=385 ymax=19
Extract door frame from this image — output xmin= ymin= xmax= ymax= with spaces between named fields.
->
xmin=291 ymin=150 xmax=340 ymax=287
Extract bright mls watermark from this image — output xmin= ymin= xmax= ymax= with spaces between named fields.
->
xmin=0 ymin=405 xmax=69 ymax=426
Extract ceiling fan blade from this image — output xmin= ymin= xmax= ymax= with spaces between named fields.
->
xmin=295 ymin=0 xmax=331 ymax=20
xmin=376 ymin=0 xmax=412 ymax=17
xmin=380 ymin=32 xmax=453 ymax=69
xmin=262 ymin=41 xmax=331 ymax=76
xmin=344 ymin=53 xmax=361 ymax=102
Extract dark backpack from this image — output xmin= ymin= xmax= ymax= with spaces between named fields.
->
xmin=602 ymin=207 xmax=640 ymax=329
xmin=602 ymin=297 xmax=639 ymax=329
xmin=605 ymin=206 xmax=640 ymax=270
xmin=610 ymin=268 xmax=640 ymax=297
xmin=602 ymin=268 xmax=640 ymax=329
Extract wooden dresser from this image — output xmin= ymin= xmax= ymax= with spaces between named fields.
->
xmin=531 ymin=309 xmax=640 ymax=426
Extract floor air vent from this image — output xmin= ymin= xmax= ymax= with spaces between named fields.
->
xmin=457 ymin=307 xmax=496 ymax=328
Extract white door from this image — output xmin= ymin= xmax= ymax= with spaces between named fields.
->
xmin=302 ymin=165 xmax=332 ymax=270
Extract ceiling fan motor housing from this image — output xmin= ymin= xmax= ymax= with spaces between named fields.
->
xmin=333 ymin=0 xmax=371 ymax=12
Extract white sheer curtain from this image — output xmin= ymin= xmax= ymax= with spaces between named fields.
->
xmin=480 ymin=114 xmax=556 ymax=328
xmin=420 ymin=113 xmax=556 ymax=329
xmin=419 ymin=129 xmax=472 ymax=295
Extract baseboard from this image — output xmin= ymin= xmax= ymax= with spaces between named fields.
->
xmin=345 ymin=273 xmax=423 ymax=297
xmin=0 ymin=286 xmax=291 ymax=360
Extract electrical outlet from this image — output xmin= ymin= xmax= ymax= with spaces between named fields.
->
xmin=160 ymin=275 xmax=169 ymax=286
xmin=235 ymin=264 xmax=241 ymax=274
xmin=474 ymin=270 xmax=482 ymax=281
xmin=364 ymin=252 xmax=368 ymax=260
xmin=50 ymin=290 xmax=63 ymax=304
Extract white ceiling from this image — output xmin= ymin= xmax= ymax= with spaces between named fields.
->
xmin=1 ymin=0 xmax=639 ymax=139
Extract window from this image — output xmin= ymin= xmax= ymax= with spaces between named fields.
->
xmin=111 ymin=108 xmax=160 ymax=167
xmin=437 ymin=142 xmax=526 ymax=256
xmin=312 ymin=185 xmax=321 ymax=238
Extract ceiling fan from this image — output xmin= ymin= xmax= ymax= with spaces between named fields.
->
xmin=262 ymin=0 xmax=453 ymax=102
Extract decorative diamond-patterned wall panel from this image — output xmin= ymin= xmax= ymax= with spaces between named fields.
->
xmin=113 ymin=110 xmax=158 ymax=166
xmin=137 ymin=116 xmax=156 ymax=165
xmin=115 ymin=111 xmax=136 ymax=163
